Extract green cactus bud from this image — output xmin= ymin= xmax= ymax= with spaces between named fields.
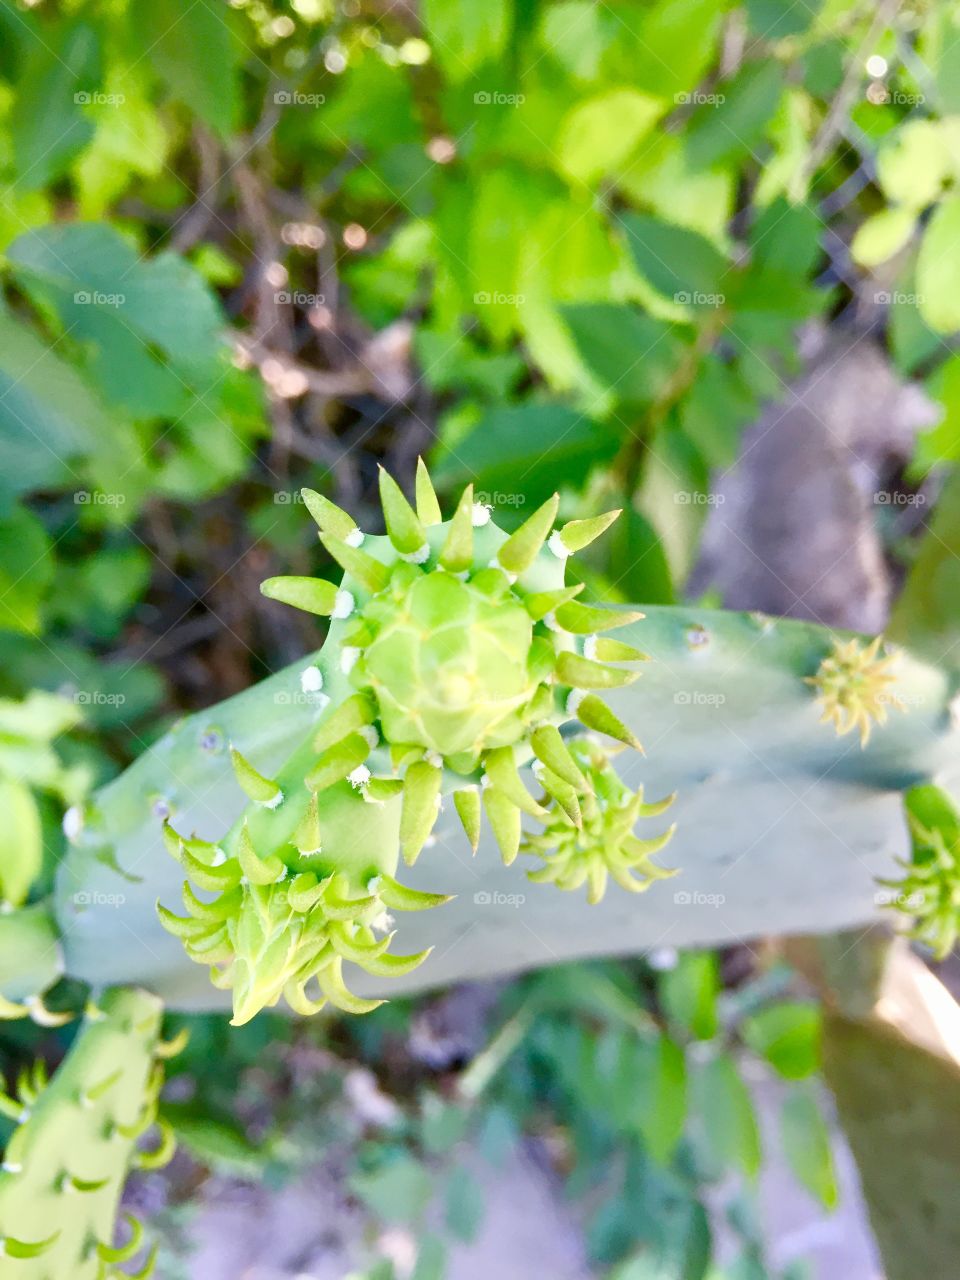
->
xmin=158 ymin=777 xmax=445 ymax=1024
xmin=524 ymin=740 xmax=676 ymax=904
xmin=0 ymin=987 xmax=173 ymax=1279
xmin=806 ymin=635 xmax=901 ymax=747
xmin=879 ymin=784 xmax=960 ymax=958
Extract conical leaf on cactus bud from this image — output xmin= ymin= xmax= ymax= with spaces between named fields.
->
xmin=379 ymin=465 xmax=428 ymax=555
xmin=555 ymin=510 xmax=621 ymax=553
xmin=556 ymin=651 xmax=640 ymax=689
xmin=484 ymin=786 xmax=522 ymax=864
xmin=319 ymin=533 xmax=390 ymax=594
xmin=523 ymin=584 xmax=584 ymax=621
xmin=483 ymin=747 xmax=547 ymax=817
xmin=230 ymin=748 xmax=283 ymax=808
xmin=305 ymin=732 xmax=371 ymax=791
xmin=530 ymin=725 xmax=588 ymax=790
xmin=439 ymin=484 xmax=474 ymax=572
xmin=415 ymin=456 xmax=442 ymax=526
xmin=554 ymin=601 xmax=644 ymax=633
xmin=261 ymin=575 xmax=339 ymax=616
xmin=301 ymin=487 xmax=358 ymax=540
xmin=575 ymin=694 xmax=642 ymax=749
xmin=497 ymin=493 xmax=559 ymax=574
xmin=313 ymin=692 xmax=376 ymax=754
xmin=454 ymin=787 xmax=482 ymax=852
xmin=401 ymin=761 xmax=442 ymax=864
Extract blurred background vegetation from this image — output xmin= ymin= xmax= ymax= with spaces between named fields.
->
xmin=1 ymin=0 xmax=959 ymax=1275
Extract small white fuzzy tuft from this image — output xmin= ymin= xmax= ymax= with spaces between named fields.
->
xmin=531 ymin=759 xmax=546 ymax=779
xmin=583 ymin=634 xmax=599 ymax=660
xmin=1 ymin=1162 xmax=22 ymax=1174
xmin=332 ymin=590 xmax=355 ymax=619
xmin=260 ymin=788 xmax=284 ymax=810
xmin=348 ymin=765 xmax=371 ymax=789
xmin=299 ymin=844 xmax=322 ymax=858
xmin=424 ymin=750 xmax=443 ymax=768
xmin=360 ymin=725 xmax=380 ymax=749
xmin=543 ymin=611 xmax=561 ymax=633
xmin=400 ymin=543 xmax=430 ymax=564
xmin=548 ymin=530 xmax=570 ymax=559
xmin=479 ymin=772 xmax=492 ymax=789
xmin=340 ymin=645 xmax=361 ymax=674
xmin=210 ymin=846 xmax=228 ymax=866
xmin=472 ymin=502 xmax=492 ymax=526
xmin=300 ymin=664 xmax=324 ymax=693
xmin=62 ymin=806 xmax=83 ymax=842
xmin=566 ymin=689 xmax=585 ymax=716
xmin=344 ymin=527 xmax=365 ymax=547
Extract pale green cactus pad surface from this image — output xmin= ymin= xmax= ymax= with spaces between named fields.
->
xmin=55 ymin=606 xmax=960 ymax=1010
xmin=0 ymin=986 xmax=171 ymax=1277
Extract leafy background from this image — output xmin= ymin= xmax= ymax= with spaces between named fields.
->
xmin=1 ymin=0 xmax=959 ymax=1275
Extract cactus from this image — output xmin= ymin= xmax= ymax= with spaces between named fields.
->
xmin=138 ymin=465 xmax=653 ymax=1022
xmin=51 ymin=595 xmax=960 ymax=1009
xmin=0 ymin=986 xmax=175 ymax=1278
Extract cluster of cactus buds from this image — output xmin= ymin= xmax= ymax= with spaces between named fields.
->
xmin=159 ymin=463 xmax=666 ymax=1021
xmin=522 ymin=738 xmax=676 ymax=903
xmin=0 ymin=987 xmax=178 ymax=1278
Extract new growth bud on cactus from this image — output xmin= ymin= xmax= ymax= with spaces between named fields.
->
xmin=806 ymin=635 xmax=901 ymax=747
xmin=0 ymin=986 xmax=176 ymax=1278
xmin=523 ymin=738 xmax=676 ymax=903
xmin=158 ymin=461 xmax=658 ymax=1021
xmin=880 ymin=784 xmax=960 ymax=958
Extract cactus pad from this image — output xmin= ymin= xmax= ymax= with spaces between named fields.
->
xmin=0 ymin=986 xmax=174 ymax=1278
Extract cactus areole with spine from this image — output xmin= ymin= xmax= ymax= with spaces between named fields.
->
xmin=153 ymin=463 xmax=672 ymax=1023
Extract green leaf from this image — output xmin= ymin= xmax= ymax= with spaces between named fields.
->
xmin=9 ymin=22 xmax=100 ymax=188
xmin=626 ymin=0 xmax=727 ymax=101
xmin=0 ymin=507 xmax=54 ymax=635
xmin=433 ymin=403 xmax=618 ymax=507
xmin=876 ymin=120 xmax=952 ymax=211
xmin=0 ymin=780 xmax=42 ymax=908
xmin=421 ymin=0 xmax=509 ymax=77
xmin=747 ymin=0 xmax=822 ymax=38
xmin=680 ymin=358 xmax=756 ymax=469
xmin=694 ymin=1053 xmax=762 ymax=1179
xmin=556 ymin=89 xmax=664 ymax=184
xmin=351 ymin=1157 xmax=433 ymax=1224
xmin=850 ymin=207 xmax=917 ymax=268
xmin=659 ymin=951 xmax=719 ymax=1041
xmin=741 ymin=1002 xmax=821 ymax=1079
xmin=0 ymin=306 xmax=121 ymax=508
xmin=444 ymin=1165 xmax=485 ymax=1242
xmin=8 ymin=224 xmax=228 ymax=417
xmin=129 ymin=0 xmax=241 ymax=136
xmin=917 ymin=196 xmax=960 ymax=333
xmin=634 ymin=1035 xmax=688 ymax=1163
xmin=622 ymin=214 xmax=731 ymax=307
xmin=780 ymin=1089 xmax=838 ymax=1209
xmin=562 ymin=305 xmax=690 ymax=404
xmin=686 ymin=61 xmax=784 ymax=169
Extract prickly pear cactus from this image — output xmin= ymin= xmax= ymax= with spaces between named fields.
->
xmin=0 ymin=986 xmax=176 ymax=1277
xmin=143 ymin=464 xmax=656 ymax=1022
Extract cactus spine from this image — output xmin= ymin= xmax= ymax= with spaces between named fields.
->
xmin=0 ymin=987 xmax=175 ymax=1278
